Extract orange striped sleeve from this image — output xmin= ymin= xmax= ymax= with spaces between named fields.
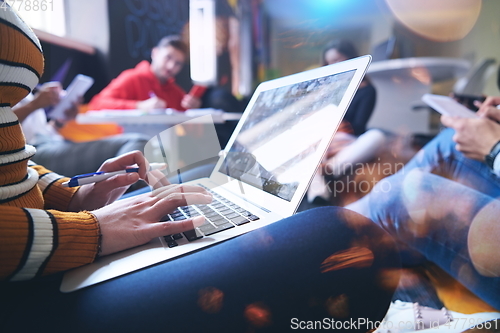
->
xmin=0 ymin=207 xmax=31 ymax=279
xmin=0 ymin=121 xmax=25 ymax=153
xmin=0 ymin=160 xmax=28 ymax=186
xmin=0 ymin=20 xmax=44 ymax=74
xmin=29 ymin=164 xmax=79 ymax=211
xmin=0 ymin=206 xmax=99 ymax=281
xmin=42 ymin=210 xmax=99 ymax=276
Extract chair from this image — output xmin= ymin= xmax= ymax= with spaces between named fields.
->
xmin=453 ymin=58 xmax=497 ymax=96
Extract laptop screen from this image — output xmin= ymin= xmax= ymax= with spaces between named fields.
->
xmin=219 ymin=69 xmax=356 ymax=201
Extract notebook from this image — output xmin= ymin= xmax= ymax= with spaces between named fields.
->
xmin=60 ymin=55 xmax=372 ymax=292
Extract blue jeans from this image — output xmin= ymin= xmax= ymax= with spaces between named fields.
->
xmin=1 ymin=207 xmax=400 ymax=332
xmin=348 ymin=128 xmax=500 ymax=309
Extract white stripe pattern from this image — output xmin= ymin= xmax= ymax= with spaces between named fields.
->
xmin=0 ymin=144 xmax=36 ymax=166
xmin=0 ymin=106 xmax=19 ymax=124
xmin=37 ymin=172 xmax=63 ymax=193
xmin=0 ymin=5 xmax=42 ymax=51
xmin=10 ymin=209 xmax=54 ymax=281
xmin=0 ymin=63 xmax=39 ymax=91
xmin=0 ymin=167 xmax=38 ymax=200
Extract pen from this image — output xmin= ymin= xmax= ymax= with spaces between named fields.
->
xmin=62 ymin=163 xmax=165 ymax=187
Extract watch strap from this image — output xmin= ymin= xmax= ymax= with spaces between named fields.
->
xmin=485 ymin=140 xmax=500 ymax=169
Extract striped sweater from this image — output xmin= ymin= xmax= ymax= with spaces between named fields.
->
xmin=0 ymin=5 xmax=99 ymax=281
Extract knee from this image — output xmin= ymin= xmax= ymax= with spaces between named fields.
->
xmin=468 ymin=201 xmax=500 ymax=277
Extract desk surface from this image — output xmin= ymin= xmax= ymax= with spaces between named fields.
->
xmin=77 ymin=109 xmax=243 ymax=125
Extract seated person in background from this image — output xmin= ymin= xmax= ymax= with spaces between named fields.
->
xmin=322 ymin=39 xmax=376 ymax=136
xmin=307 ymin=39 xmax=384 ymax=204
xmin=1 ymin=8 xmax=400 ymax=332
xmin=347 ymin=95 xmax=500 ymax=310
xmin=13 ymin=82 xmax=150 ymax=176
xmin=88 ymin=35 xmax=201 ymax=112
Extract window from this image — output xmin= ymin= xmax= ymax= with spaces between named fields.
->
xmin=10 ymin=0 xmax=66 ymax=36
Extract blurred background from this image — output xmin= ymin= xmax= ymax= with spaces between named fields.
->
xmin=14 ymin=0 xmax=500 ymax=134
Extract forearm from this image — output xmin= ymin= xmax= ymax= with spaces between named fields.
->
xmin=30 ymin=163 xmax=79 ymax=211
xmin=12 ymin=101 xmax=39 ymax=122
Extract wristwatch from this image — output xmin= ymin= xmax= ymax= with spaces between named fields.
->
xmin=485 ymin=140 xmax=500 ymax=170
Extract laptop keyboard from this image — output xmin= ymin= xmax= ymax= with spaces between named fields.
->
xmin=161 ymin=185 xmax=260 ymax=248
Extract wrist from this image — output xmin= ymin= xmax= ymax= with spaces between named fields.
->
xmin=53 ymin=119 xmax=66 ymax=128
xmin=485 ymin=140 xmax=500 ymax=170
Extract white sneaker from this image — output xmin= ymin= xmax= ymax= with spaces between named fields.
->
xmin=374 ymin=300 xmax=500 ymax=333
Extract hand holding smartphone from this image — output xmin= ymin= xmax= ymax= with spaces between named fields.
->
xmin=48 ymin=74 xmax=94 ymax=121
xmin=451 ymin=93 xmax=486 ymax=111
xmin=188 ymin=85 xmax=207 ymax=99
xmin=422 ymin=94 xmax=479 ymax=119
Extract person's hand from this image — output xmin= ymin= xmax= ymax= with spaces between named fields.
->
xmin=181 ymin=94 xmax=202 ymax=109
xmin=441 ymin=115 xmax=500 ymax=161
xmin=67 ymin=151 xmax=166 ymax=212
xmin=62 ymin=98 xmax=82 ymax=121
xmin=51 ymin=98 xmax=83 ymax=129
xmin=93 ymin=184 xmax=212 ymax=256
xmin=476 ymin=96 xmax=500 ymax=122
xmin=137 ymin=96 xmax=167 ymax=111
xmin=32 ymin=82 xmax=62 ymax=109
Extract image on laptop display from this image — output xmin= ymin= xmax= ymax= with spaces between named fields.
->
xmin=219 ymin=70 xmax=356 ymax=201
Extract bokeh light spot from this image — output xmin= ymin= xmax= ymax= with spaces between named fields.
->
xmin=377 ymin=268 xmax=402 ymax=291
xmin=244 ymin=302 xmax=273 ymax=328
xmin=320 ymin=247 xmax=374 ymax=273
xmin=325 ymin=294 xmax=350 ymax=318
xmin=385 ymin=0 xmax=481 ymax=42
xmin=197 ymin=287 xmax=224 ymax=314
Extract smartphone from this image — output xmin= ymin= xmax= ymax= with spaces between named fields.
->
xmin=422 ymin=94 xmax=479 ymax=119
xmin=452 ymin=93 xmax=486 ymax=111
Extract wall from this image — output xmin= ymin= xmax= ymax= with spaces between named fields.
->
xmin=65 ymin=0 xmax=109 ymax=55
xmin=61 ymin=0 xmax=500 ymax=95
xmin=106 ymin=0 xmax=190 ymax=84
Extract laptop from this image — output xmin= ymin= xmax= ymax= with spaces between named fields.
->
xmin=60 ymin=55 xmax=372 ymax=292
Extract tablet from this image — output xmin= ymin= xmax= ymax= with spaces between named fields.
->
xmin=422 ymin=93 xmax=478 ymax=119
xmin=48 ymin=74 xmax=94 ymax=121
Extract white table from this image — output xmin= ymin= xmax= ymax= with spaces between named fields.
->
xmin=77 ymin=109 xmax=242 ymax=124
xmin=77 ymin=109 xmax=242 ymax=137
xmin=77 ymin=109 xmax=242 ymax=169
xmin=366 ymin=57 xmax=470 ymax=134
